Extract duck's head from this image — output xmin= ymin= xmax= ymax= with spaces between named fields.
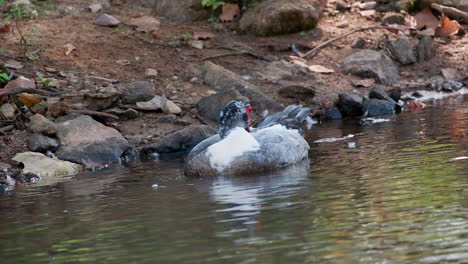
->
xmin=218 ymin=100 xmax=253 ymax=139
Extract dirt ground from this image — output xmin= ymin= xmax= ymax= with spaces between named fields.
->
xmin=0 ymin=0 xmax=467 ymax=163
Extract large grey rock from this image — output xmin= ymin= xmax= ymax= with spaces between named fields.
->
xmin=201 ymin=62 xmax=283 ymax=113
xmin=28 ymin=114 xmax=57 ymax=135
xmin=12 ymin=152 xmax=82 ymax=178
xmin=341 ymin=50 xmax=400 ymax=85
xmin=27 ymin=133 xmax=59 ymax=153
xmin=118 ymin=81 xmax=156 ymax=104
xmin=55 ymin=115 xmax=132 ymax=164
xmin=362 ymin=99 xmax=396 ymax=116
xmin=141 ymin=125 xmax=215 ymax=155
xmin=197 ymin=89 xmax=248 ymax=121
xmin=416 ymin=36 xmax=436 ymax=62
xmin=387 ymin=38 xmax=416 ymax=65
xmin=278 ymin=85 xmax=316 ymax=103
xmin=239 ymin=0 xmax=321 ymax=36
xmin=336 ymin=92 xmax=365 ymax=117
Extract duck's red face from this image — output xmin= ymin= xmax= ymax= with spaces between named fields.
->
xmin=245 ymin=104 xmax=253 ymax=132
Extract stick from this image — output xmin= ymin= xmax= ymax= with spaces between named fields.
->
xmin=0 ymin=87 xmax=84 ymax=97
xmin=68 ymin=110 xmax=119 ymax=120
xmin=431 ymin=3 xmax=468 ymax=23
xmin=301 ymin=26 xmax=402 ymax=59
xmin=0 ymin=125 xmax=14 ymax=133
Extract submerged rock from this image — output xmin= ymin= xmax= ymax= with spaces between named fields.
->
xmin=362 ymin=99 xmax=395 ymax=117
xmin=325 ymin=107 xmax=343 ymax=120
xmin=55 ymin=115 xmax=132 ymax=164
xmin=12 ymin=152 xmax=82 ymax=178
xmin=239 ymin=0 xmax=321 ymax=36
xmin=340 ymin=49 xmax=400 ymax=85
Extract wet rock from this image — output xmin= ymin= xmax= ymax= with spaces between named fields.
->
xmin=201 ymin=62 xmax=283 ymax=113
xmin=141 ymin=125 xmax=215 ymax=155
xmin=105 ymin=107 xmax=139 ymax=120
xmin=152 ymin=0 xmax=210 ymax=21
xmin=94 ymin=13 xmax=120 ymax=27
xmin=260 ymin=60 xmax=316 ymax=82
xmin=156 ymin=114 xmax=191 ymax=126
xmin=369 ymin=86 xmax=397 ymax=104
xmin=362 ymin=99 xmax=395 ymax=117
xmin=382 ymin=13 xmax=405 ymax=25
xmin=416 ymin=36 xmax=436 ymax=62
xmin=278 ymin=85 xmax=316 ymax=103
xmin=197 ymin=89 xmax=248 ymax=121
xmin=0 ymin=103 xmax=17 ymax=120
xmin=325 ymin=107 xmax=343 ymax=120
xmin=340 ymin=50 xmax=400 ymax=85
xmin=145 ymin=68 xmax=158 ymax=78
xmin=387 ymin=38 xmax=416 ymax=65
xmin=12 ymin=152 xmax=82 ymax=178
xmin=440 ymin=80 xmax=464 ymax=92
xmin=388 ymin=87 xmax=402 ymax=102
xmin=336 ymin=92 xmax=365 ymax=117
xmin=239 ymin=0 xmax=321 ymax=36
xmin=28 ymin=114 xmax=57 ymax=135
xmin=118 ymin=81 xmax=156 ymax=104
xmin=27 ymin=133 xmax=59 ymax=153
xmin=55 ymin=115 xmax=132 ymax=164
xmin=164 ymin=100 xmax=182 ymax=115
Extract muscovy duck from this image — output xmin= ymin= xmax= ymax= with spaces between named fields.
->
xmin=184 ymin=100 xmax=311 ymax=176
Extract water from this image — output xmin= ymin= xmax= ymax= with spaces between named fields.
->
xmin=1 ymin=94 xmax=467 ymax=264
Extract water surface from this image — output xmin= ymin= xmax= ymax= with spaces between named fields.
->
xmin=0 ymin=94 xmax=467 ymax=264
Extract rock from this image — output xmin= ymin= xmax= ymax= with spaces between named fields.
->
xmin=190 ymin=40 xmax=204 ymax=49
xmin=164 ymin=100 xmax=182 ymax=115
xmin=156 ymin=114 xmax=191 ymax=126
xmin=387 ymin=38 xmax=416 ymax=65
xmin=55 ymin=115 xmax=132 ymax=164
xmin=4 ymin=76 xmax=35 ymax=90
xmin=27 ymin=133 xmax=59 ymax=153
xmin=382 ymin=13 xmax=405 ymax=25
xmin=151 ymin=0 xmax=210 ymax=21
xmin=239 ymin=0 xmax=321 ymax=36
xmin=335 ymin=0 xmax=350 ymax=11
xmin=260 ymin=60 xmax=316 ymax=82
xmin=28 ymin=114 xmax=57 ymax=135
xmin=0 ymin=103 xmax=17 ymax=120
xmin=362 ymin=99 xmax=395 ymax=116
xmin=369 ymin=86 xmax=397 ymax=104
xmin=145 ymin=68 xmax=159 ymax=78
xmin=118 ymin=81 xmax=156 ymax=104
xmin=325 ymin=107 xmax=343 ymax=120
xmin=0 ymin=161 xmax=11 ymax=170
xmin=416 ymin=36 xmax=436 ymax=62
xmin=88 ymin=3 xmax=102 ymax=13
xmin=351 ymin=37 xmax=367 ymax=49
xmin=197 ymin=89 xmax=249 ymax=121
xmin=5 ymin=59 xmax=24 ymax=70
xmin=104 ymin=107 xmax=139 ymax=120
xmin=136 ymin=95 xmax=166 ymax=111
xmin=94 ymin=13 xmax=120 ymax=27
xmin=201 ymin=62 xmax=283 ymax=113
xmin=340 ymin=49 xmax=400 ymax=85
xmin=336 ymin=21 xmax=349 ymax=28
xmin=388 ymin=87 xmax=402 ymax=102
xmin=336 ymin=92 xmax=365 ymax=117
xmin=82 ymin=87 xmax=121 ymax=111
xmin=278 ymin=85 xmax=316 ymax=103
xmin=12 ymin=152 xmax=82 ymax=178
xmin=48 ymin=101 xmax=68 ymax=118
xmin=140 ymin=125 xmax=215 ymax=155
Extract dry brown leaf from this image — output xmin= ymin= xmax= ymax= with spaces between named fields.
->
xmin=193 ymin=31 xmax=215 ymax=40
xmin=435 ymin=16 xmax=461 ymax=37
xmin=128 ymin=16 xmax=160 ymax=33
xmin=15 ymin=93 xmax=41 ymax=108
xmin=220 ymin=4 xmax=240 ymax=22
xmin=414 ymin=8 xmax=439 ymax=30
xmin=351 ymin=78 xmax=375 ymax=88
xmin=407 ymin=101 xmax=426 ymax=111
xmin=308 ymin=65 xmax=335 ymax=74
xmin=64 ymin=43 xmax=76 ymax=56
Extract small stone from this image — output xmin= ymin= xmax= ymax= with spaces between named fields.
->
xmin=145 ymin=68 xmax=158 ymax=78
xmin=27 ymin=133 xmax=59 ymax=153
xmin=105 ymin=107 xmax=139 ymax=120
xmin=336 ymin=21 xmax=349 ymax=28
xmin=190 ymin=40 xmax=204 ymax=49
xmin=5 ymin=60 xmax=24 ymax=70
xmin=118 ymin=81 xmax=156 ymax=104
xmin=94 ymin=13 xmax=120 ymax=27
xmin=28 ymin=114 xmax=57 ymax=135
xmin=326 ymin=107 xmax=343 ymax=120
xmin=164 ymin=100 xmax=182 ymax=115
xmin=45 ymin=67 xmax=58 ymax=73
xmin=416 ymin=36 xmax=436 ymax=62
xmin=88 ymin=3 xmax=102 ymax=13
xmin=387 ymin=38 xmax=416 ymax=65
xmin=190 ymin=77 xmax=198 ymax=83
xmin=351 ymin=37 xmax=367 ymax=49
xmin=0 ymin=103 xmax=17 ymax=119
xmin=382 ymin=13 xmax=405 ymax=25
xmin=31 ymin=102 xmax=48 ymax=115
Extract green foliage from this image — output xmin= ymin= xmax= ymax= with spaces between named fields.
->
xmin=168 ymin=33 xmax=194 ymax=47
xmin=35 ymin=72 xmax=51 ymax=86
xmin=202 ymin=0 xmax=225 ymax=10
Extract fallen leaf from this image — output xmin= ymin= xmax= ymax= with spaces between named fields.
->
xmin=358 ymin=10 xmax=376 ymax=17
xmin=441 ymin=68 xmax=459 ymax=80
xmin=308 ymin=65 xmax=335 ymax=74
xmin=64 ymin=43 xmax=76 ymax=56
xmin=127 ymin=16 xmax=160 ymax=33
xmin=414 ymin=8 xmax=439 ymax=30
xmin=220 ymin=3 xmax=240 ymax=22
xmin=5 ymin=60 xmax=24 ymax=70
xmin=351 ymin=78 xmax=375 ymax=88
xmin=407 ymin=101 xmax=426 ymax=111
xmin=290 ymin=59 xmax=309 ymax=68
xmin=193 ymin=31 xmax=215 ymax=40
xmin=15 ymin=93 xmax=41 ymax=108
xmin=94 ymin=13 xmax=120 ymax=27
xmin=435 ymin=15 xmax=461 ymax=37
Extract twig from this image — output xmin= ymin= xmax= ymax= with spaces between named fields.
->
xmin=197 ymin=51 xmax=249 ymax=61
xmin=301 ymin=26 xmax=402 ymax=59
xmin=431 ymin=3 xmax=468 ymax=23
xmin=0 ymin=125 xmax=14 ymax=133
xmin=0 ymin=87 xmax=83 ymax=97
xmin=68 ymin=110 xmax=119 ymax=120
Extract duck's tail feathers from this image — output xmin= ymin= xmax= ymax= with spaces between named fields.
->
xmin=257 ymin=105 xmax=311 ymax=131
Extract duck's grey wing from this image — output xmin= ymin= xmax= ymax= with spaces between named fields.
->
xmin=257 ymin=105 xmax=311 ymax=131
xmin=184 ymin=134 xmax=221 ymax=176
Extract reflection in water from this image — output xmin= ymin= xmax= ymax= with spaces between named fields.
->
xmin=0 ymin=94 xmax=467 ymax=264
